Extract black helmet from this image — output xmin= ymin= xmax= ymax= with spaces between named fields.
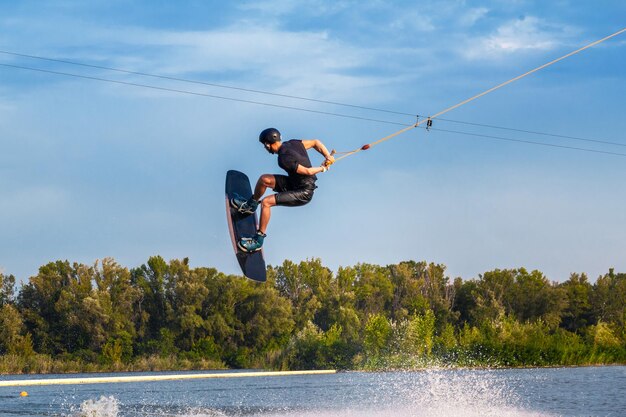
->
xmin=259 ymin=128 xmax=281 ymax=144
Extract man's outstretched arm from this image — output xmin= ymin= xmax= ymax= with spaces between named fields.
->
xmin=301 ymin=139 xmax=335 ymax=166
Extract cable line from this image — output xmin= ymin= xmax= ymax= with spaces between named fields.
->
xmin=424 ymin=126 xmax=626 ymax=157
xmin=332 ymin=27 xmax=626 ymax=163
xmin=0 ymin=62 xmax=407 ymax=127
xmin=435 ymin=118 xmax=626 ymax=148
xmin=2 ymin=28 xmax=625 ymax=159
xmin=2 ymin=63 xmax=625 ymax=158
xmin=0 ymin=49 xmax=410 ymax=116
xmin=1 ymin=49 xmax=622 ymax=147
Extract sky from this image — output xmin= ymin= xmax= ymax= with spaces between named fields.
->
xmin=1 ymin=1 xmax=625 ymax=284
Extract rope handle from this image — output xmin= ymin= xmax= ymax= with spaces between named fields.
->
xmin=322 ymin=150 xmax=336 ymax=168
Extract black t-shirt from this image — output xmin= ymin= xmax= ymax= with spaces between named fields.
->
xmin=277 ymin=140 xmax=317 ymax=189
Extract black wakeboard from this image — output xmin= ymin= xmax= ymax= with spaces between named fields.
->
xmin=225 ymin=170 xmax=266 ymax=282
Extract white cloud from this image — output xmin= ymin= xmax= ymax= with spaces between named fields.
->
xmin=389 ymin=11 xmax=436 ymax=33
xmin=1 ymin=10 xmax=390 ymax=102
xmin=461 ymin=16 xmax=575 ymax=60
xmin=114 ymin=26 xmax=389 ymax=104
xmin=151 ymin=27 xmax=357 ymax=73
xmin=459 ymin=7 xmax=489 ymax=27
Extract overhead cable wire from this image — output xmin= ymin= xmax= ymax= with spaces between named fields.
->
xmin=1 ymin=49 xmax=622 ymax=147
xmin=332 ymin=27 xmax=626 ymax=163
xmin=1 ymin=63 xmax=625 ymax=158
xmin=2 ymin=27 xmax=625 ymax=159
xmin=0 ymin=49 xmax=410 ymax=116
xmin=434 ymin=118 xmax=626 ymax=148
xmin=336 ymin=123 xmax=626 ymax=158
xmin=424 ymin=126 xmax=626 ymax=157
xmin=0 ymin=62 xmax=407 ymax=126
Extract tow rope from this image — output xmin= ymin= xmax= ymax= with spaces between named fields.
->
xmin=326 ymin=27 xmax=626 ymax=166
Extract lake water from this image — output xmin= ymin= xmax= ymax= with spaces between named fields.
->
xmin=1 ymin=366 xmax=624 ymax=416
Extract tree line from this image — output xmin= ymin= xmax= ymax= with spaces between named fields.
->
xmin=0 ymin=257 xmax=624 ymax=373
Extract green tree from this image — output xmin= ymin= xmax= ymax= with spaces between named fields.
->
xmin=471 ymin=268 xmax=566 ymax=328
xmin=470 ymin=269 xmax=515 ymax=324
xmin=402 ymin=309 xmax=436 ymax=356
xmin=131 ymin=256 xmax=173 ymax=350
xmin=273 ymin=259 xmax=330 ymax=331
xmin=509 ymin=269 xmax=566 ymax=328
xmin=590 ymin=322 xmax=621 ymax=349
xmin=6 ymin=256 xmax=625 ymax=371
xmin=320 ymin=266 xmax=360 ymax=343
xmin=354 ymin=264 xmax=393 ymax=319
xmin=199 ymin=271 xmax=242 ymax=362
xmin=18 ymin=260 xmax=93 ymax=354
xmin=420 ymin=262 xmax=457 ymax=328
xmin=591 ymin=269 xmax=626 ymax=328
xmin=388 ymin=262 xmax=429 ymax=321
xmin=166 ymin=258 xmax=209 ymax=351
xmin=282 ymin=321 xmax=323 ymax=369
xmin=0 ymin=272 xmax=16 ymax=307
xmin=92 ymin=258 xmax=139 ymax=360
xmin=453 ymin=278 xmax=478 ymax=325
xmin=0 ymin=304 xmax=34 ymax=356
xmin=363 ymin=313 xmax=392 ymax=356
xmin=560 ymin=273 xmax=594 ymax=332
xmin=318 ymin=323 xmax=356 ymax=369
xmin=235 ymin=278 xmax=294 ymax=358
xmin=435 ymin=322 xmax=458 ymax=351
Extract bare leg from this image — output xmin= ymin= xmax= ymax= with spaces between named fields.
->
xmin=251 ymin=174 xmax=278 ymax=235
xmin=258 ymin=195 xmax=276 ymax=234
xmin=253 ymin=174 xmax=275 ymax=201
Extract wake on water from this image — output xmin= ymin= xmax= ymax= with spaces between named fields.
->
xmin=67 ymin=370 xmax=553 ymax=417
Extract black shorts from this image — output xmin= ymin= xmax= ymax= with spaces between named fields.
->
xmin=273 ymin=175 xmax=316 ymax=207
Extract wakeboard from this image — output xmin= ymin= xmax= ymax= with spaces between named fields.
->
xmin=225 ymin=170 xmax=267 ymax=282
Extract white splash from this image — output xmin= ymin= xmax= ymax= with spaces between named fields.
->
xmin=71 ymin=396 xmax=229 ymax=417
xmin=391 ymin=369 xmax=550 ymax=417
xmin=68 ymin=369 xmax=555 ymax=417
xmin=77 ymin=396 xmax=119 ymax=417
xmin=265 ymin=369 xmax=554 ymax=417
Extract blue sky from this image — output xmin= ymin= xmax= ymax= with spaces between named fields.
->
xmin=1 ymin=1 xmax=625 ymax=283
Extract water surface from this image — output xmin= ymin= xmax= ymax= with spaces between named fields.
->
xmin=1 ymin=366 xmax=624 ymax=416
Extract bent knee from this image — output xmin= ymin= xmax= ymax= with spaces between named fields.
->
xmin=260 ymin=174 xmax=275 ymax=187
xmin=261 ymin=196 xmax=276 ymax=208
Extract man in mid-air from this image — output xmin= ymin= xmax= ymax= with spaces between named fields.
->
xmin=231 ymin=128 xmax=335 ymax=252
